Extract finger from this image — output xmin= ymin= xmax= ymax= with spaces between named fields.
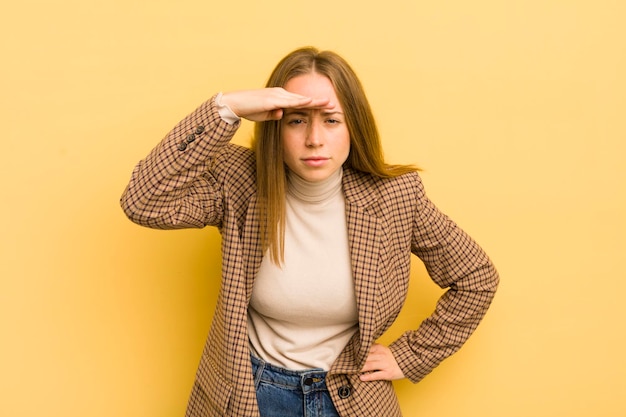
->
xmin=360 ymin=356 xmax=385 ymax=373
xmin=272 ymin=90 xmax=315 ymax=107
xmin=275 ymin=90 xmax=333 ymax=109
xmin=268 ymin=108 xmax=284 ymax=120
xmin=369 ymin=343 xmax=386 ymax=353
xmin=359 ymin=344 xmax=404 ymax=381
xmin=281 ymin=99 xmax=333 ymax=111
xmin=293 ymin=97 xmax=334 ymax=110
xmin=360 ymin=370 xmax=387 ymax=382
xmin=361 ymin=365 xmax=399 ymax=381
xmin=278 ymin=96 xmax=314 ymax=108
xmin=360 ymin=345 xmax=384 ymax=367
xmin=360 ymin=361 xmax=379 ymax=373
xmin=360 ymin=365 xmax=404 ymax=382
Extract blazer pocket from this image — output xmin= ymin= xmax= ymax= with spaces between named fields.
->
xmin=194 ymin=354 xmax=234 ymax=415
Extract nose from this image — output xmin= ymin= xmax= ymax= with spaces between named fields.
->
xmin=305 ymin=120 xmax=323 ymax=148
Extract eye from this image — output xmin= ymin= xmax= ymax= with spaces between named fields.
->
xmin=287 ymin=118 xmax=305 ymax=125
xmin=325 ymin=118 xmax=341 ymax=124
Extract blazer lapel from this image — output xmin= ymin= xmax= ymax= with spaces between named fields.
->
xmin=241 ymin=194 xmax=264 ymax=302
xmin=342 ymin=168 xmax=383 ymax=364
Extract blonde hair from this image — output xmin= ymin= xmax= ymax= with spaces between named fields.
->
xmin=253 ymin=46 xmax=418 ymax=264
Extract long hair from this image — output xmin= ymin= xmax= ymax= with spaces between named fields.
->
xmin=253 ymin=46 xmax=418 ymax=265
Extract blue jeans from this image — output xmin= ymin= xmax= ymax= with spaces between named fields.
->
xmin=251 ymin=355 xmax=341 ymax=417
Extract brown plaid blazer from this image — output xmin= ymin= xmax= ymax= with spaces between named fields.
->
xmin=120 ymin=97 xmax=499 ymax=417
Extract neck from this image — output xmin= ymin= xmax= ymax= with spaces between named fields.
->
xmin=287 ymin=169 xmax=343 ymax=203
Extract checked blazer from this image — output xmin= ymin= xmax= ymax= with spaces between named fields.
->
xmin=120 ymin=96 xmax=499 ymax=417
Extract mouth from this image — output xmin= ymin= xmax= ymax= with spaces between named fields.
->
xmin=303 ymin=156 xmax=329 ymax=161
xmin=302 ymin=156 xmax=330 ymax=167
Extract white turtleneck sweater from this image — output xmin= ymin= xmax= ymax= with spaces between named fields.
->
xmin=247 ymin=168 xmax=359 ymax=370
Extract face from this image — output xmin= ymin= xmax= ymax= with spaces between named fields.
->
xmin=281 ymin=72 xmax=350 ymax=183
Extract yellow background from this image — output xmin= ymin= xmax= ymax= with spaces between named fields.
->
xmin=1 ymin=1 xmax=625 ymax=416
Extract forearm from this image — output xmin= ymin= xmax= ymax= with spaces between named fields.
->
xmin=390 ymin=260 xmax=498 ymax=383
xmin=120 ymin=95 xmax=240 ymax=229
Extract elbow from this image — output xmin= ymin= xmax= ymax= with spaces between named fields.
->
xmin=119 ymin=190 xmax=206 ymax=230
xmin=458 ymin=260 xmax=500 ymax=294
xmin=119 ymin=186 xmax=166 ymax=229
xmin=484 ymin=260 xmax=499 ymax=290
xmin=119 ymin=188 xmax=152 ymax=227
xmin=479 ymin=261 xmax=500 ymax=293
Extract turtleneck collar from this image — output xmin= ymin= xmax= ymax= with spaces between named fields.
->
xmin=287 ymin=168 xmax=343 ymax=204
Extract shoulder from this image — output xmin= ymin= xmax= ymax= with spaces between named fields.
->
xmin=343 ymin=168 xmax=423 ymax=208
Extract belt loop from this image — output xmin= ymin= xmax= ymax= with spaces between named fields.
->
xmin=251 ymin=354 xmax=266 ymax=389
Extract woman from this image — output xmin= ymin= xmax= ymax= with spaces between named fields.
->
xmin=121 ymin=46 xmax=499 ymax=417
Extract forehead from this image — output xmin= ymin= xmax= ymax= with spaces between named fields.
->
xmin=284 ymin=72 xmax=339 ymax=100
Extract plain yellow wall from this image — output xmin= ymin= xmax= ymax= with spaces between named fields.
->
xmin=1 ymin=1 xmax=625 ymax=416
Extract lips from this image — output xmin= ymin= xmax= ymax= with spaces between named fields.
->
xmin=302 ymin=156 xmax=330 ymax=167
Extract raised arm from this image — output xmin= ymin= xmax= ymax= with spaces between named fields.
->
xmin=120 ymin=89 xmax=335 ymax=229
xmin=120 ymin=96 xmax=240 ymax=229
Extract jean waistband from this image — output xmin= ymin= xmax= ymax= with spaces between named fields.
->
xmin=251 ymin=354 xmax=329 ymax=392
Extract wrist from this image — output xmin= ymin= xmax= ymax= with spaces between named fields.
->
xmin=215 ymin=92 xmax=240 ymax=125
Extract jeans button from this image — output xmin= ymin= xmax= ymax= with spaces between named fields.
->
xmin=338 ymin=385 xmax=352 ymax=399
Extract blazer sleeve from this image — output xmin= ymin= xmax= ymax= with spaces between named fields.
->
xmin=389 ymin=174 xmax=499 ymax=383
xmin=120 ymin=95 xmax=241 ymax=229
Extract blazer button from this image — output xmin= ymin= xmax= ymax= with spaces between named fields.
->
xmin=338 ymin=385 xmax=352 ymax=399
xmin=177 ymin=141 xmax=187 ymax=151
xmin=195 ymin=126 xmax=205 ymax=134
xmin=186 ymin=133 xmax=196 ymax=143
